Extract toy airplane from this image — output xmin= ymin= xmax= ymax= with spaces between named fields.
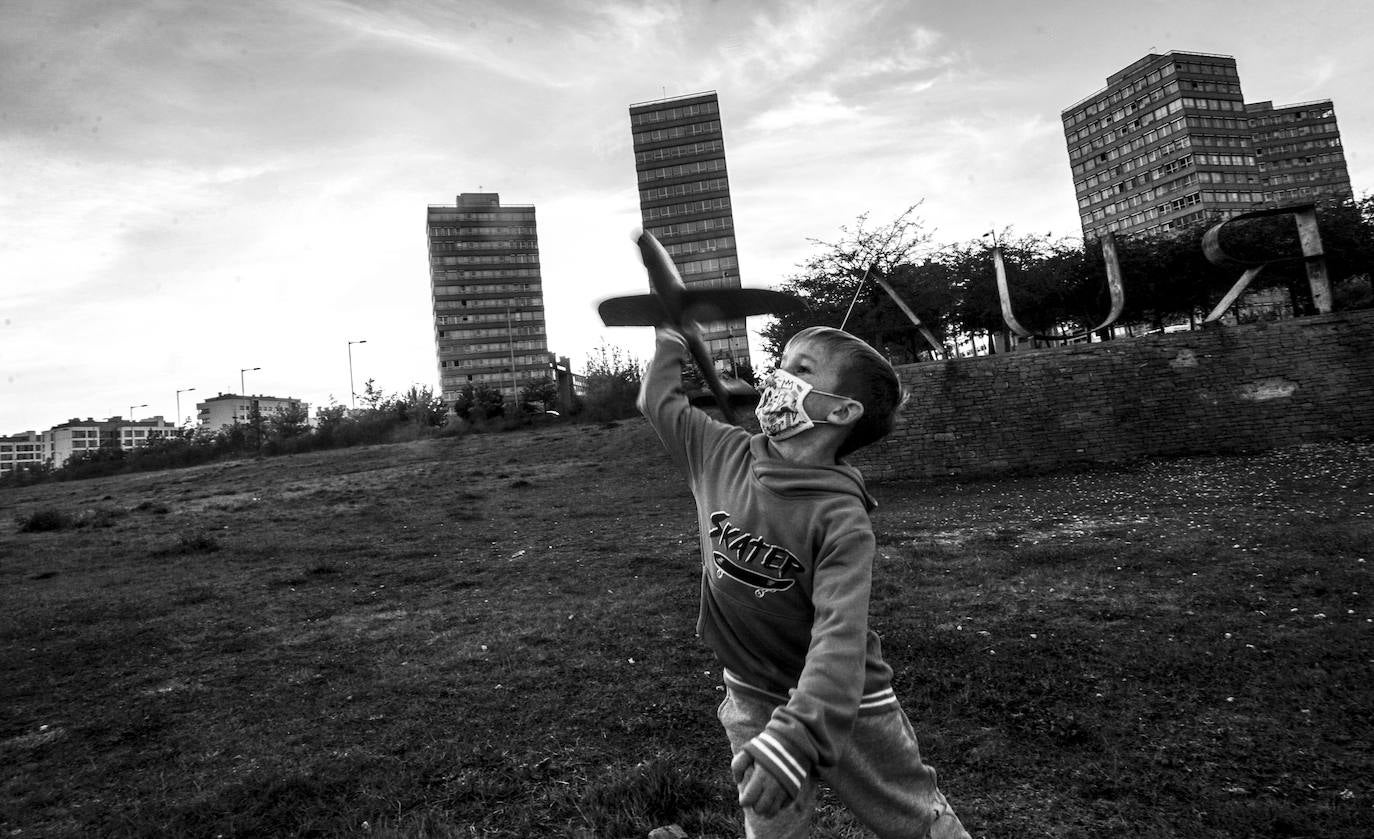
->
xmin=598 ymin=231 xmax=807 ymax=424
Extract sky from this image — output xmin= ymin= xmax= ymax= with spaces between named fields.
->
xmin=2 ymin=0 xmax=1371 ymax=434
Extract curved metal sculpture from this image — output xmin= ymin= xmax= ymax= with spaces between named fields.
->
xmin=994 ymin=232 xmax=1125 ymax=343
xmin=840 ymin=264 xmax=947 ymax=358
xmin=1200 ymin=203 xmax=1330 ymax=324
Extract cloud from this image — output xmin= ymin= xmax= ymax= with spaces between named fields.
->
xmin=747 ymin=90 xmax=864 ymax=133
xmin=4 ymin=0 xmax=1370 ymax=435
xmin=1301 ymin=57 xmax=1337 ymax=92
xmin=304 ymin=0 xmax=693 ymax=94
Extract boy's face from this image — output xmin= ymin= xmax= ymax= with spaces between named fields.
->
xmin=778 ymin=336 xmax=851 ymax=418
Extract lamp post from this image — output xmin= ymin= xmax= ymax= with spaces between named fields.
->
xmin=128 ymin=404 xmax=147 ymax=420
xmin=240 ymin=367 xmax=260 ymax=396
xmin=176 ymin=388 xmax=196 ymax=429
xmin=505 ymin=308 xmax=518 ymax=404
xmin=721 ymin=270 xmax=742 ymax=376
xmin=348 ymin=340 xmax=367 ymax=409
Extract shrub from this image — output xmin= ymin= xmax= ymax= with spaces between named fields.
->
xmin=1333 ymin=273 xmax=1373 ymax=310
xmin=452 ymin=384 xmax=506 ymax=422
xmin=0 ymin=462 xmax=52 ymax=488
xmin=180 ymin=533 xmax=221 ymax=553
xmin=76 ymin=508 xmax=125 ymax=528
xmin=155 ymin=533 xmax=222 ymax=556
xmin=581 ymin=344 xmax=643 ymax=422
xmin=17 ymin=508 xmax=75 ymax=532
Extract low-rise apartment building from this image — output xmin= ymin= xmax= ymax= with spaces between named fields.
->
xmin=0 ymin=431 xmax=46 ymax=476
xmin=196 ymin=393 xmax=311 ymax=430
xmin=41 ymin=416 xmax=175 ymax=470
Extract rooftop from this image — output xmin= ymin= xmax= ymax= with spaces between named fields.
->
xmin=1062 ymin=49 xmax=1237 ymax=114
xmin=629 ymin=89 xmax=718 ymax=110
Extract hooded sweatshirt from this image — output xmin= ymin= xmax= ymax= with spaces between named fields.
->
xmin=638 ymin=331 xmax=896 ymax=799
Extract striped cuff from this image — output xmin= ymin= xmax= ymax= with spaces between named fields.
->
xmin=723 ymin=668 xmax=900 ymax=717
xmin=859 ymin=686 xmax=899 ymax=712
xmin=744 ymin=731 xmax=807 ymax=798
xmin=723 ymin=669 xmax=788 ymax=703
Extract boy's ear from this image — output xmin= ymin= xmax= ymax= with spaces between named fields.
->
xmin=826 ymin=398 xmax=864 ymax=428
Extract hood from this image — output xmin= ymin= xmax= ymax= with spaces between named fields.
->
xmin=748 ymin=435 xmax=877 ymax=512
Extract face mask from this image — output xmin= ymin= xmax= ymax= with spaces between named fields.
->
xmin=755 ymin=368 xmax=850 ymax=441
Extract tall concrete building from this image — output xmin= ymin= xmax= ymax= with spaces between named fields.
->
xmin=1064 ymin=51 xmax=1258 ymax=239
xmin=1063 ymin=51 xmax=1353 ymax=240
xmin=629 ymin=91 xmax=750 ymax=373
xmin=426 ymin=193 xmax=552 ymax=407
xmin=1247 ymin=99 xmax=1353 ymax=206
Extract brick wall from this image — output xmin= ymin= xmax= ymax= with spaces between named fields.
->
xmin=851 ymin=309 xmax=1374 ymax=482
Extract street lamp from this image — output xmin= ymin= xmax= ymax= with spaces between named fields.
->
xmin=348 ymin=340 xmax=367 ymax=409
xmin=176 ymin=387 xmax=196 ymax=428
xmin=128 ymin=403 xmax=147 ymax=420
xmin=240 ymin=367 xmax=260 ymax=396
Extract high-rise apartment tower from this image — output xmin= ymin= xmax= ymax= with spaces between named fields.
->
xmin=629 ymin=91 xmax=750 ymax=373
xmin=427 ymin=193 xmax=552 ymax=406
xmin=1063 ymin=51 xmax=1353 ymax=240
xmin=1247 ymin=99 xmax=1352 ymax=207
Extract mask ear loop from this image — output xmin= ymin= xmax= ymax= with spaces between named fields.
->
xmin=819 ymin=395 xmax=863 ymax=427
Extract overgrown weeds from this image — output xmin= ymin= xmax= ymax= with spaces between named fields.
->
xmin=13 ymin=506 xmax=127 ymax=532
xmin=0 ymin=428 xmax=1369 ymax=838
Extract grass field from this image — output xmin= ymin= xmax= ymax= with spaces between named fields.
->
xmin=1 ymin=420 xmax=1371 ymax=838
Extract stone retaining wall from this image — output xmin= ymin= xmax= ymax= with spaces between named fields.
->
xmin=852 ymin=309 xmax=1374 ymax=482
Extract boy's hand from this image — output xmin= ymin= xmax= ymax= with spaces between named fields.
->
xmin=731 ymin=749 xmax=792 ymax=818
xmin=655 ymin=325 xmax=689 ymax=348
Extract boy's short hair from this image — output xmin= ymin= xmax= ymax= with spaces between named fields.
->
xmin=787 ymin=326 xmax=904 ymax=457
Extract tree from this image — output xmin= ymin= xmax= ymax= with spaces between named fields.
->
xmin=244 ymin=403 xmax=268 ymax=454
xmin=132 ymin=425 xmax=215 ymax=470
xmin=520 ymin=377 xmax=560 ymax=413
xmin=1109 ymin=220 xmax=1228 ymax=329
xmin=759 ymin=206 xmax=935 ymax=363
xmin=399 ymin=384 xmax=446 ymax=427
xmin=940 ymin=239 xmax=1004 ymax=340
xmin=727 ymin=355 xmax=757 ymax=387
xmin=313 ymin=399 xmax=349 ymax=446
xmin=581 ymin=344 xmax=643 ymax=421
xmin=269 ymin=402 xmax=311 ymax=440
xmin=839 ymin=259 xmax=961 ymax=362
xmin=452 ymin=384 xmax=505 ymax=421
xmin=359 ymin=378 xmax=386 ymax=411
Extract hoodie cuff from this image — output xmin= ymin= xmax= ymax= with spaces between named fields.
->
xmin=655 ymin=327 xmax=689 ymax=355
xmin=743 ymin=731 xmax=808 ymax=799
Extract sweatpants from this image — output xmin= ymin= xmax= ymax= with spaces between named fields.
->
xmin=718 ymin=688 xmax=971 ymax=839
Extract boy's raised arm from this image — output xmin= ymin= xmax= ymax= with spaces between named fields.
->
xmin=637 ymin=327 xmax=697 ymax=471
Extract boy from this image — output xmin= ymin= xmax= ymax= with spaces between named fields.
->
xmin=639 ymin=324 xmax=970 ymax=838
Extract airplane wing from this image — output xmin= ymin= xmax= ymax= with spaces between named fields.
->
xmin=597 ymin=294 xmax=669 ymax=327
xmin=598 ymin=288 xmax=806 ymax=327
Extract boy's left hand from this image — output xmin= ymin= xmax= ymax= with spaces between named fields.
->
xmin=731 ymin=749 xmax=792 ymax=818
xmin=656 ymin=325 xmax=688 ymax=346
